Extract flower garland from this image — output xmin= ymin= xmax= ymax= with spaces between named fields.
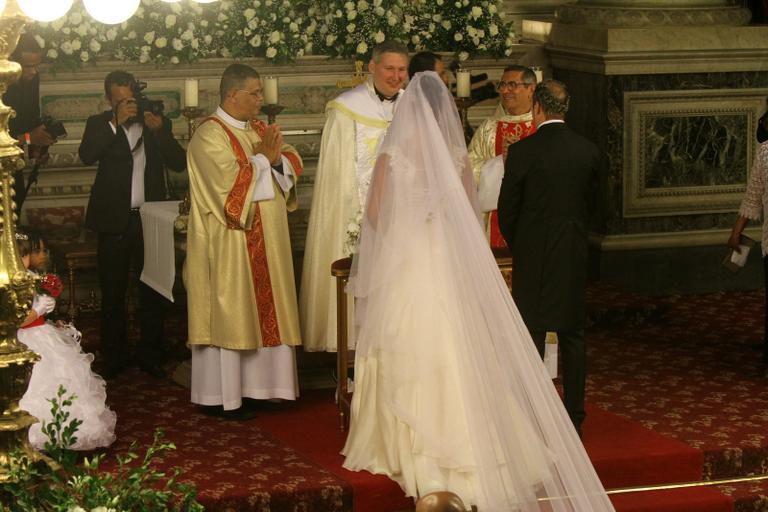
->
xmin=31 ymin=0 xmax=515 ymax=68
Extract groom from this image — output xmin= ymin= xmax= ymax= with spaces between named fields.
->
xmin=497 ymin=80 xmax=605 ymax=435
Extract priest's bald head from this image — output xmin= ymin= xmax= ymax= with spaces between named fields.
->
xmin=219 ymin=63 xmax=263 ymax=122
xmin=369 ymin=40 xmax=409 ymax=100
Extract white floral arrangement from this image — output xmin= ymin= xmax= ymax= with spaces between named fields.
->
xmin=30 ymin=0 xmax=515 ymax=68
xmin=343 ymin=208 xmax=364 ymax=256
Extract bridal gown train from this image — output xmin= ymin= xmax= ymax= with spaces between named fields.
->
xmin=341 ymin=72 xmax=614 ymax=511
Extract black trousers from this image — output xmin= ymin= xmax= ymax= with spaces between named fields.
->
xmin=530 ymin=328 xmax=586 ymax=431
xmin=97 ymin=211 xmax=166 ymax=369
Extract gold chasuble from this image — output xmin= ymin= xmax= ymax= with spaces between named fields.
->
xmin=185 ymin=113 xmax=302 ymax=351
xmin=468 ymin=105 xmax=536 ymax=249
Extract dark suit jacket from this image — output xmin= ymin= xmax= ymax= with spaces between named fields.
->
xmin=497 ymin=121 xmax=605 ymax=331
xmin=79 ymin=111 xmax=186 ymax=234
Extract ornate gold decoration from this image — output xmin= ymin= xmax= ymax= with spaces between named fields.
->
xmin=336 ymin=60 xmax=367 ymax=89
xmin=0 ymin=1 xmax=45 ymax=482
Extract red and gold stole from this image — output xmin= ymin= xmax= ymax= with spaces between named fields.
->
xmin=250 ymin=119 xmax=304 ymax=177
xmin=488 ymin=119 xmax=537 ymax=249
xmin=199 ymin=116 xmax=282 ymax=347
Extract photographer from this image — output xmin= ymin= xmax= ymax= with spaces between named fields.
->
xmin=78 ymin=70 xmax=186 ymax=380
xmin=3 ymin=33 xmax=58 ymax=214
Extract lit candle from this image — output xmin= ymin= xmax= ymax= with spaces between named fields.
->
xmin=456 ymin=70 xmax=471 ymax=98
xmin=533 ymin=67 xmax=543 ymax=83
xmin=263 ymin=76 xmax=279 ymax=105
xmin=184 ymin=78 xmax=198 ymax=108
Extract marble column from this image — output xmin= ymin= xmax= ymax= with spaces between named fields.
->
xmin=541 ymin=1 xmax=768 ymax=291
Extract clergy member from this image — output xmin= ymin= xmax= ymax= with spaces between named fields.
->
xmin=185 ymin=63 xmax=303 ymax=420
xmin=300 ymin=40 xmax=409 ymax=352
xmin=468 ymin=65 xmax=537 ymax=249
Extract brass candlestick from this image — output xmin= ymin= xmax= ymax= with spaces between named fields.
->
xmin=0 ymin=2 xmax=46 ymax=481
xmin=454 ymin=97 xmax=478 ymax=144
xmin=181 ymin=106 xmax=205 ymax=139
xmin=261 ymin=104 xmax=284 ymax=125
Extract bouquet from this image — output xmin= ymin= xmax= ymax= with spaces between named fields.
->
xmin=37 ymin=273 xmax=64 ymax=299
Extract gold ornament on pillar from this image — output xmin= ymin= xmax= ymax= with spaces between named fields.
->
xmin=0 ymin=0 xmax=45 ymax=482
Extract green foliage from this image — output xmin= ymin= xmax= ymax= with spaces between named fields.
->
xmin=0 ymin=385 xmax=203 ymax=512
xmin=29 ymin=0 xmax=516 ymax=68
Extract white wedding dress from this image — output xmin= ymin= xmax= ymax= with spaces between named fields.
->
xmin=341 ymin=72 xmax=614 ymax=511
xmin=19 ymin=301 xmax=116 ymax=451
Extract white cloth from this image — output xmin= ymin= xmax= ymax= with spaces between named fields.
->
xmin=190 ymin=345 xmax=298 ymax=410
xmin=341 ymin=72 xmax=614 ymax=511
xmin=738 ymin=141 xmax=768 ymax=255
xmin=19 ymin=318 xmax=116 ymax=451
xmin=477 ymin=154 xmax=504 ymax=212
xmin=109 ymin=120 xmax=145 ymax=208
xmin=140 ymin=200 xmax=180 ymax=302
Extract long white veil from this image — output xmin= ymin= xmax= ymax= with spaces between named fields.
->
xmin=347 ymin=72 xmax=614 ymax=511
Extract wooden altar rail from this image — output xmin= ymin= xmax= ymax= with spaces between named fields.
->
xmin=331 ymin=247 xmax=513 ymax=431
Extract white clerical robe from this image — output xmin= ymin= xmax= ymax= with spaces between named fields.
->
xmin=300 ymin=79 xmax=401 ymax=352
xmin=185 ymin=107 xmax=302 ymax=409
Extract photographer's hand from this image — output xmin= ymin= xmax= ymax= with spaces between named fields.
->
xmin=113 ymin=98 xmax=138 ymax=127
xmin=29 ymin=124 xmax=55 ymax=146
xmin=144 ymin=112 xmax=163 ymax=133
xmin=253 ymin=124 xmax=283 ymax=165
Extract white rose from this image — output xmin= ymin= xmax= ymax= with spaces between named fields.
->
xmin=436 ymin=0 xmax=443 ymax=4
xmin=144 ymin=31 xmax=155 ymax=44
xmin=374 ymin=6 xmax=384 ymax=15
xmin=71 ymin=39 xmax=81 ymax=50
xmin=458 ymin=51 xmax=469 ymax=61
xmin=463 ymin=0 xmax=469 ymax=5
xmin=80 ymin=51 xmax=89 ymax=62
xmin=297 ymin=48 xmax=304 ymax=57
xmin=51 ymin=19 xmax=64 ymax=31
xmin=248 ymin=18 xmax=258 ymax=29
xmin=346 ymin=23 xmax=355 ymax=33
xmin=69 ymin=12 xmax=82 ymax=24
xmin=348 ymin=10 xmax=357 ymax=20
xmin=165 ymin=15 xmax=177 ymax=28
xmin=76 ymin=24 xmax=88 ymax=37
xmin=405 ymin=14 xmax=414 ymax=24
xmin=289 ymin=22 xmax=298 ymax=32
xmin=477 ymin=29 xmax=485 ymax=38
xmin=356 ymin=41 xmax=367 ymax=54
xmin=67 ymin=507 xmax=86 ymax=512
xmin=106 ymin=28 xmax=117 ymax=41
xmin=489 ymin=4 xmax=497 ymax=14
xmin=244 ymin=8 xmax=256 ymax=20
xmin=60 ymin=41 xmax=73 ymax=54
xmin=411 ymin=34 xmax=420 ymax=45
xmin=181 ymin=29 xmax=193 ymax=41
xmin=441 ymin=20 xmax=451 ymax=29
xmin=204 ymin=34 xmax=213 ymax=44
xmin=155 ymin=37 xmax=168 ymax=48
xmin=432 ymin=14 xmax=442 ymax=22
xmin=467 ymin=26 xmax=477 ymax=37
xmin=454 ymin=1 xmax=461 ymax=7
xmin=172 ymin=38 xmax=183 ymax=51
xmin=191 ymin=38 xmax=200 ymax=49
xmin=46 ymin=48 xmax=58 ymax=59
xmin=62 ymin=27 xmax=70 ymax=34
xmin=128 ymin=30 xmax=137 ymax=39
xmin=221 ymin=47 xmax=231 ymax=57
xmin=489 ymin=22 xmax=499 ymax=35
xmin=374 ymin=30 xmax=385 ymax=43
xmin=325 ymin=34 xmax=336 ymax=46
xmin=89 ymin=39 xmax=101 ymax=52
xmin=344 ymin=1 xmax=354 ymax=9
xmin=454 ymin=33 xmax=463 ymax=41
xmin=217 ymin=13 xmax=228 ymax=22
xmin=269 ymin=31 xmax=280 ymax=43
xmin=249 ymin=35 xmax=261 ymax=47
xmin=266 ymin=47 xmax=277 ymax=58
xmin=357 ymin=0 xmax=369 ymax=10
xmin=471 ymin=6 xmax=482 ymax=19
xmin=387 ymin=14 xmax=397 ymax=25
xmin=171 ymin=2 xmax=182 ymax=13
xmin=201 ymin=20 xmax=209 ymax=27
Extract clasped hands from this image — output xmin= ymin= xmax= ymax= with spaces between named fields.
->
xmin=253 ymin=124 xmax=283 ymax=166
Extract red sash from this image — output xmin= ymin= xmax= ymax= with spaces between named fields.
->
xmin=489 ymin=119 xmax=537 ymax=249
xmin=198 ymin=117 xmax=281 ymax=347
xmin=21 ymin=316 xmax=45 ymax=329
xmin=250 ymin=119 xmax=304 ymax=177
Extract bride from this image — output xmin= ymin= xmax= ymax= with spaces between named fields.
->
xmin=341 ymin=72 xmax=614 ymax=511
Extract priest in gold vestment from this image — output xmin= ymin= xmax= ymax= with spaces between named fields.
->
xmin=300 ymin=41 xmax=409 ymax=352
xmin=468 ymin=65 xmax=537 ymax=249
xmin=185 ymin=63 xmax=303 ymax=418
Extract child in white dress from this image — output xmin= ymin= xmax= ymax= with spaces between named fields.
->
xmin=17 ymin=231 xmax=116 ymax=450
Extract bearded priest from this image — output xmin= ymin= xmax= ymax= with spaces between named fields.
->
xmin=184 ymin=64 xmax=303 ymax=420
xmin=468 ymin=65 xmax=537 ymax=249
xmin=300 ymin=41 xmax=409 ymax=352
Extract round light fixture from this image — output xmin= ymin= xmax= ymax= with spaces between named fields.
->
xmin=83 ymin=0 xmax=140 ymax=24
xmin=17 ymin=0 xmax=74 ymax=22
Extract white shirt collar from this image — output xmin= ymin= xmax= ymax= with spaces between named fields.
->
xmin=216 ymin=106 xmax=249 ymax=129
xmin=537 ymin=119 xmax=565 ymax=129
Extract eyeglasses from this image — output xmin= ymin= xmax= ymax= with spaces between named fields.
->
xmin=238 ymin=88 xmax=264 ymax=98
xmin=496 ymin=81 xmax=533 ymax=91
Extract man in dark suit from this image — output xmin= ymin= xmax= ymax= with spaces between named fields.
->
xmin=497 ymin=80 xmax=605 ymax=435
xmin=79 ymin=70 xmax=186 ymax=379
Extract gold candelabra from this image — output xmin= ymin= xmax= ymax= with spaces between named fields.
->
xmin=0 ymin=2 xmax=45 ymax=481
xmin=454 ymin=97 xmax=477 ymax=144
xmin=260 ymin=104 xmax=284 ymax=125
xmin=181 ymin=106 xmax=205 ymax=140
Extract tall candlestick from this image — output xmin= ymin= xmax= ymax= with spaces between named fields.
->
xmin=263 ymin=76 xmax=279 ymax=105
xmin=533 ymin=67 xmax=543 ymax=83
xmin=456 ymin=70 xmax=471 ymax=98
xmin=184 ymin=78 xmax=198 ymax=108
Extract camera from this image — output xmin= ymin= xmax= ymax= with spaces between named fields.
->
xmin=41 ymin=115 xmax=67 ymax=139
xmin=130 ymin=78 xmax=165 ymax=119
